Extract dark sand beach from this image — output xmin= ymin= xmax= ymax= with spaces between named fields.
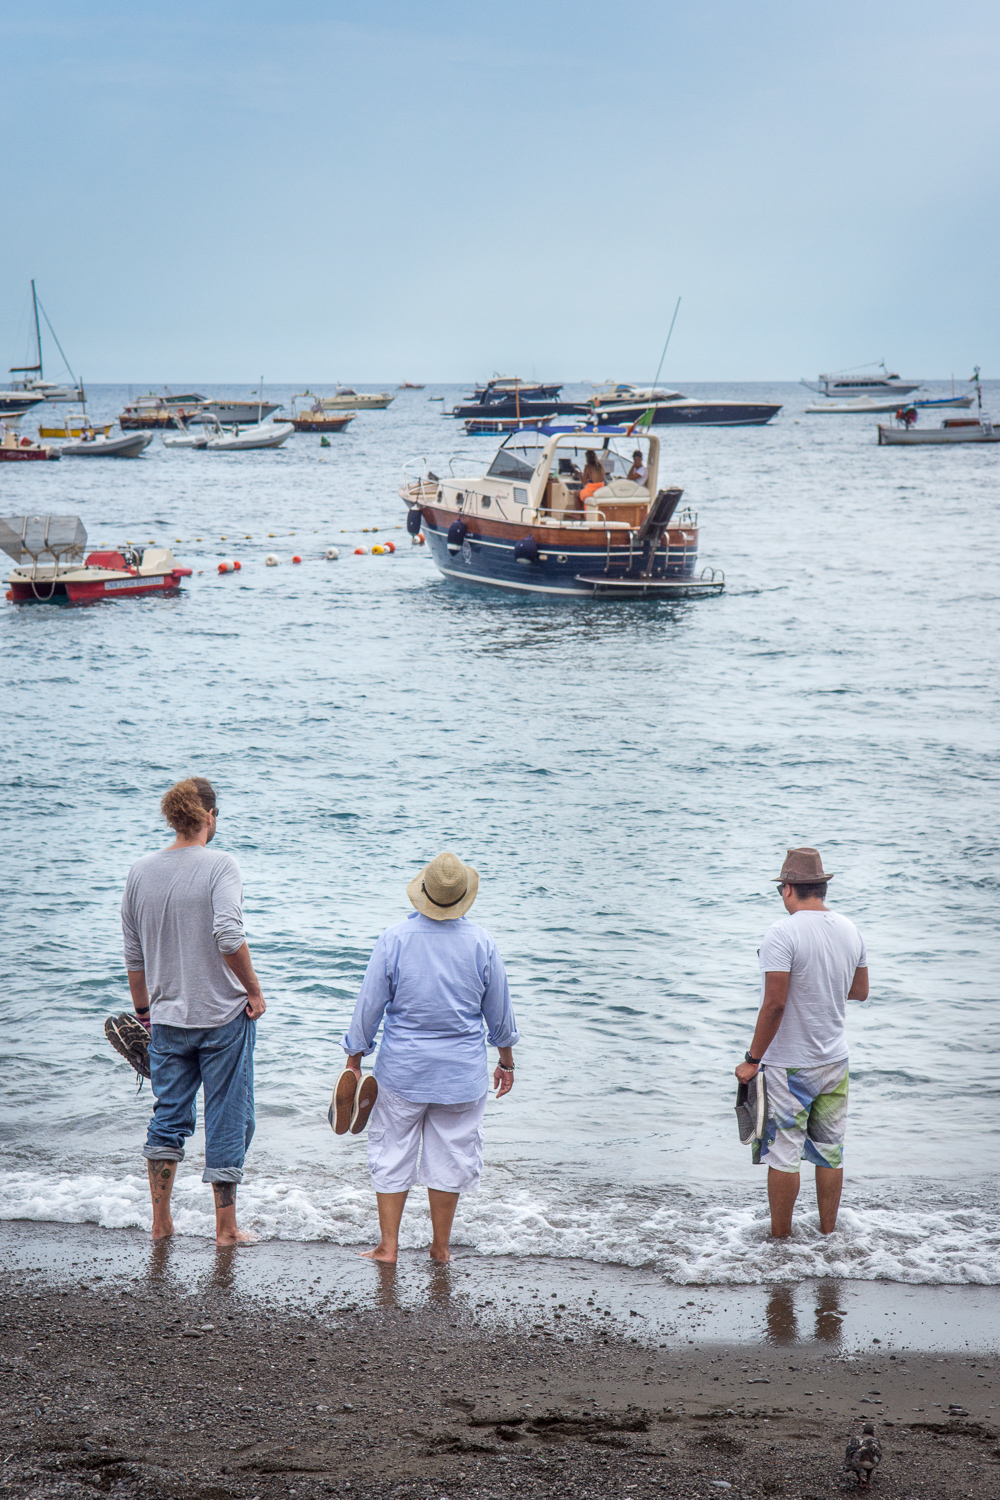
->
xmin=1 ymin=1223 xmax=997 ymax=1500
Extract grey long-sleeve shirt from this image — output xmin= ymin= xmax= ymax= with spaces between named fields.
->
xmin=121 ymin=846 xmax=248 ymax=1028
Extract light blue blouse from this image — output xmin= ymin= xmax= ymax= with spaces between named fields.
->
xmin=341 ymin=911 xmax=519 ymax=1104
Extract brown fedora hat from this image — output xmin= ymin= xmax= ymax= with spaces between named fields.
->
xmin=407 ymin=851 xmax=480 ymax=921
xmin=773 ymin=847 xmax=834 ymax=884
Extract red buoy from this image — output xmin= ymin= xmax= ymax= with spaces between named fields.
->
xmin=218 ymin=562 xmax=231 ymax=573
xmin=417 ymin=532 xmax=425 ymax=545
xmin=292 ymin=555 xmax=302 ymax=564
xmin=385 ymin=541 xmax=396 ymax=553
xmin=354 ymin=546 xmax=366 ymax=555
xmin=233 ymin=560 xmax=241 ymax=571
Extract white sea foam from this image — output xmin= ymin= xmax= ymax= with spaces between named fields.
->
xmin=2 ymin=1168 xmax=997 ymax=1286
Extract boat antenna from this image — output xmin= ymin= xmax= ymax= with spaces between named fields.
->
xmin=651 ymin=297 xmax=681 ymax=390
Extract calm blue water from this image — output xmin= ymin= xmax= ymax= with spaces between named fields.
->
xmin=2 ymin=381 xmax=998 ymax=1283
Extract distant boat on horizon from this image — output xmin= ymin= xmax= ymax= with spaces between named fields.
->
xmin=801 ymin=362 xmax=921 ymax=399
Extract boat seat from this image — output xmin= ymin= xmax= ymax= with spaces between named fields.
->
xmin=591 ymin=479 xmax=649 ymax=500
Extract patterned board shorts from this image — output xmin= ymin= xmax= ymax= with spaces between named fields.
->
xmin=752 ymin=1060 xmax=849 ymax=1173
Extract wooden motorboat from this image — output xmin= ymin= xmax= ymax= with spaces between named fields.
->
xmin=318 ymin=387 xmax=394 ymax=410
xmin=119 ymin=391 xmax=207 ymax=428
xmin=287 ymin=394 xmax=356 ymax=432
xmin=1 ymin=426 xmax=59 ymax=461
xmin=2 ymin=515 xmax=191 ymax=603
xmin=399 ymin=426 xmax=724 ymax=599
xmin=205 ymin=419 xmax=294 ymax=451
xmin=60 ymin=430 xmax=153 ymax=457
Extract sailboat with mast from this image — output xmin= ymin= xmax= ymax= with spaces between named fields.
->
xmin=9 ymin=281 xmax=85 ymax=403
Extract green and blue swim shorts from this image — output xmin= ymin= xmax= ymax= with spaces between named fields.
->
xmin=752 ymin=1060 xmax=849 ymax=1173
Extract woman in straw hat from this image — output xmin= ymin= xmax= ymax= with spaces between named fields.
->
xmin=336 ymin=852 xmax=519 ymax=1264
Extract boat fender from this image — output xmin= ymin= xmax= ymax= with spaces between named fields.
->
xmin=265 ymin=554 xmax=279 ymax=567
xmin=325 ymin=547 xmax=340 ymax=560
xmin=292 ymin=555 xmax=302 ymax=564
xmin=513 ymin=536 xmax=539 ymax=566
xmin=447 ymin=518 xmax=467 ymax=554
xmin=406 ymin=508 xmax=423 ymax=535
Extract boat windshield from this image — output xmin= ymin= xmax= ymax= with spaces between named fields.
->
xmin=487 ymin=434 xmax=546 ymax=480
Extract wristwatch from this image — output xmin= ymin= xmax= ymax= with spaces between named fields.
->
xmin=744 ymin=1051 xmax=762 ymax=1065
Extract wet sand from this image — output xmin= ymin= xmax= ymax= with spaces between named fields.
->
xmin=1 ymin=1222 xmax=998 ymax=1500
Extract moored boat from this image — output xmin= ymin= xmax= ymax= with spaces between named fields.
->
xmin=584 ymin=384 xmax=781 ymax=427
xmin=8 ymin=281 xmax=85 ymax=403
xmin=2 ymin=515 xmax=191 ymax=603
xmin=119 ymin=391 xmax=208 ymax=428
xmin=205 ymin=419 xmax=294 ymax=450
xmin=286 ymin=394 xmax=357 ymax=432
xmin=60 ymin=430 xmax=153 ymax=457
xmin=801 ymin=362 xmax=921 ymax=398
xmin=38 ymin=416 xmax=113 ymax=437
xmin=877 ymin=414 xmax=1000 ymax=445
xmin=197 ymin=397 xmax=281 ymax=425
xmin=318 ymin=387 xmax=394 ymax=410
xmin=398 ymin=382 xmax=425 ymax=389
xmin=1 ymin=426 xmax=59 ymax=461
xmin=399 ymin=427 xmax=724 ymax=599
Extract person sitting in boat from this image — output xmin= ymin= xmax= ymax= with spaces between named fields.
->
xmin=627 ymin=449 xmax=647 ymax=484
xmin=579 ymin=450 xmax=607 ymax=505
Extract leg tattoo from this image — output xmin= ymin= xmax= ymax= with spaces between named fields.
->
xmin=148 ymin=1160 xmax=176 ymax=1207
xmin=213 ymin=1182 xmax=237 ymax=1209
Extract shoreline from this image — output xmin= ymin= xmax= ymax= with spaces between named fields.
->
xmin=1 ymin=1220 xmax=997 ymax=1354
xmin=1 ymin=1222 xmax=997 ymax=1500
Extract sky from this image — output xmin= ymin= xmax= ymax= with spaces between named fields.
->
xmin=2 ymin=1 xmax=999 ymax=383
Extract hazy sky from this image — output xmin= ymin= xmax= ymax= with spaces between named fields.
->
xmin=3 ymin=1 xmax=998 ymax=382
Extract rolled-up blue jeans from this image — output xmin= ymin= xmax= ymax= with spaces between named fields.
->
xmin=144 ymin=1011 xmax=256 ymax=1184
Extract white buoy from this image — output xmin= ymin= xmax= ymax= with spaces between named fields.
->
xmin=325 ymin=547 xmax=340 ymax=560
xmin=265 ymin=554 xmax=279 ymax=567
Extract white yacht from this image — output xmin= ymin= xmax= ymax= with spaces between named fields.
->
xmin=318 ymin=387 xmax=394 ymax=410
xmin=801 ymin=363 xmax=921 ymax=399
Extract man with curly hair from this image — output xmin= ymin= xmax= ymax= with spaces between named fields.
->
xmin=121 ymin=777 xmax=265 ymax=1244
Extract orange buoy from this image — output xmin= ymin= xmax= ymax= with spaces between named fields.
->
xmin=354 ymin=546 xmax=366 ymax=555
xmin=385 ymin=541 xmax=396 ymax=553
xmin=418 ymin=532 xmax=425 ymax=545
xmin=218 ymin=562 xmax=232 ymax=573
xmin=292 ymin=555 xmax=302 ymax=564
xmin=233 ymin=560 xmax=242 ymax=571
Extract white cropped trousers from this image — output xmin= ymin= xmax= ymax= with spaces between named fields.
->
xmin=366 ymin=1084 xmax=488 ymax=1194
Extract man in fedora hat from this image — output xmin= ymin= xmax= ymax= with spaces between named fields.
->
xmin=340 ymin=852 xmax=519 ymax=1264
xmin=735 ymin=848 xmax=868 ymax=1238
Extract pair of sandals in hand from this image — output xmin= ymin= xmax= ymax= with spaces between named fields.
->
xmin=329 ymin=1068 xmax=378 ymax=1136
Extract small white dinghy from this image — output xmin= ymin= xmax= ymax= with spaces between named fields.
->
xmin=205 ymin=419 xmax=294 ymax=451
xmin=805 ymin=396 xmax=913 ymax=415
xmin=60 ymin=430 xmax=153 ymax=458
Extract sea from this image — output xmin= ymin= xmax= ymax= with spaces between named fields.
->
xmin=2 ymin=380 xmax=998 ymax=1289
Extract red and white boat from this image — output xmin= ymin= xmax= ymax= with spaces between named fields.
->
xmin=2 ymin=515 xmax=192 ymax=604
xmin=0 ymin=425 xmax=59 ymax=461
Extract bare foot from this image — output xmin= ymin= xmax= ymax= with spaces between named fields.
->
xmin=151 ymin=1221 xmax=174 ymax=1242
xmin=359 ymin=1245 xmax=397 ymax=1263
xmin=429 ymin=1246 xmax=450 ymax=1263
xmin=215 ymin=1229 xmax=258 ymax=1246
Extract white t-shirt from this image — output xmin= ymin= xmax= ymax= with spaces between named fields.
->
xmin=759 ymin=910 xmax=867 ymax=1067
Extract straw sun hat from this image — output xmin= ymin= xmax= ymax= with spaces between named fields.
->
xmin=407 ymin=851 xmax=480 ymax=920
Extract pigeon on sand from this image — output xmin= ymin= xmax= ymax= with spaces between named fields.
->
xmin=844 ymin=1421 xmax=882 ymax=1488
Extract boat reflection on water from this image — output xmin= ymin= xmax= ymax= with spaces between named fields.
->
xmin=399 ymin=426 xmax=724 ymax=600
